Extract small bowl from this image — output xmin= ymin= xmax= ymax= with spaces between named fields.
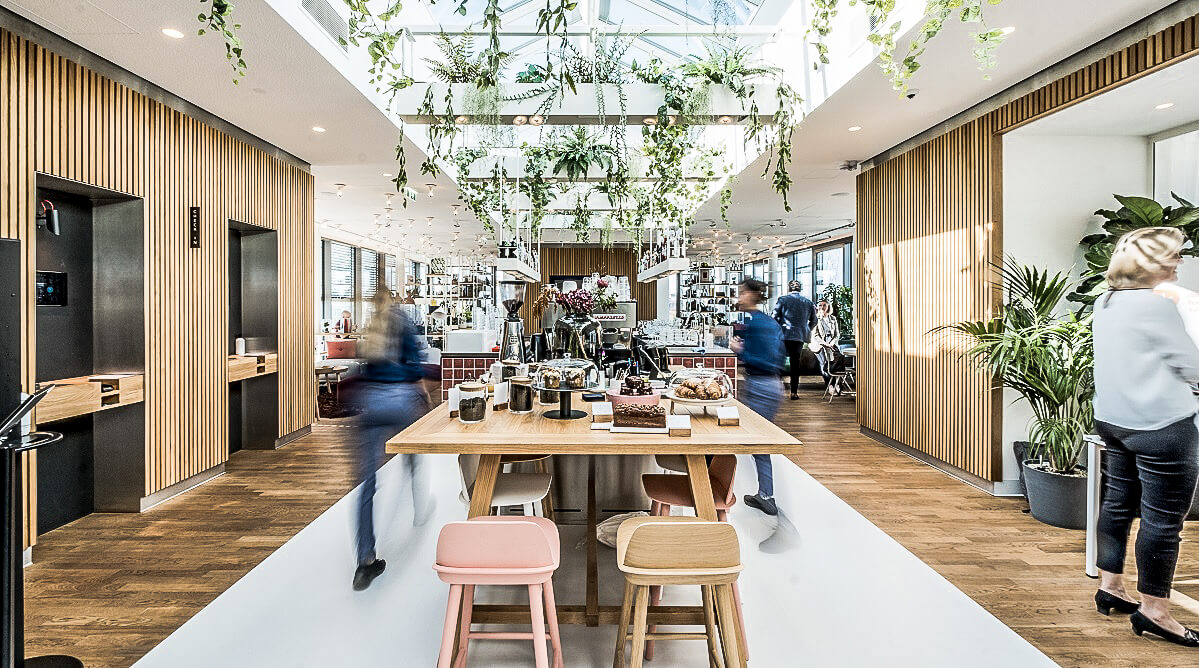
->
xmin=606 ymin=389 xmax=662 ymax=406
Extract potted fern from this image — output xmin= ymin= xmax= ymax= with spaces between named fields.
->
xmin=939 ymin=261 xmax=1094 ymax=529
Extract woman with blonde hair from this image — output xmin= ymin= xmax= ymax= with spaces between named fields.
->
xmin=1093 ymin=226 xmax=1199 ymax=647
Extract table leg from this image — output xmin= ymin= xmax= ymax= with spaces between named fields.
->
xmin=685 ymin=455 xmax=718 ymax=521
xmin=468 ymin=455 xmax=501 ymax=518
xmin=586 ymin=455 xmax=599 ymax=626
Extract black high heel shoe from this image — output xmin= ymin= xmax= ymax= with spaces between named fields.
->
xmin=1131 ymin=611 xmax=1199 ymax=647
xmin=1095 ymin=589 xmax=1139 ymax=616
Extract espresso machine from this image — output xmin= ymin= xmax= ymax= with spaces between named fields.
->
xmin=498 ymin=281 xmax=528 ymax=363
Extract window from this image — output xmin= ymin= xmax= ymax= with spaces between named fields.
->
xmin=789 ymin=249 xmax=814 ymax=300
xmin=384 ymin=254 xmax=397 ymax=292
xmin=361 ymin=249 xmax=379 ymax=299
xmin=323 ymin=240 xmax=356 ymax=322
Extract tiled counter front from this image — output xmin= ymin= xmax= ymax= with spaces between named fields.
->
xmin=440 ymin=353 xmax=498 ymax=399
xmin=667 ymin=353 xmax=738 ymax=392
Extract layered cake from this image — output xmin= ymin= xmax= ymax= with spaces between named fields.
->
xmin=613 ymin=403 xmax=667 ymax=429
xmin=564 ymin=367 xmax=588 ymax=389
xmin=618 ymin=375 xmax=653 ymax=396
xmin=540 ymin=367 xmax=561 ymax=389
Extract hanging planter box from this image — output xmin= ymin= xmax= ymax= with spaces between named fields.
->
xmin=391 ymin=83 xmax=779 ymax=125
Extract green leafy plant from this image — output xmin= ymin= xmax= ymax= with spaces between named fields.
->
xmin=550 ymin=127 xmax=616 ymax=182
xmin=1068 ymin=193 xmax=1199 ymax=306
xmin=683 ymin=43 xmax=780 ymax=101
xmin=570 ymin=193 xmax=593 ymax=242
xmin=197 ymin=0 xmax=246 ymax=84
xmin=514 ymin=63 xmax=550 ymax=83
xmin=520 ymin=144 xmax=553 ymax=233
xmin=938 ymin=261 xmax=1094 ymax=474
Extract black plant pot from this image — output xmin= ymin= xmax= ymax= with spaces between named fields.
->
xmin=1022 ymin=459 xmax=1088 ymax=530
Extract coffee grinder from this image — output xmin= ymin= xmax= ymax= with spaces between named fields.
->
xmin=498 ymin=281 xmax=528 ymax=364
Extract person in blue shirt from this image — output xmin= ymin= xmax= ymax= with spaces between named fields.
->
xmin=773 ymin=280 xmax=818 ymax=400
xmin=344 ymin=292 xmax=432 ymax=590
xmin=731 ymin=278 xmax=784 ymax=516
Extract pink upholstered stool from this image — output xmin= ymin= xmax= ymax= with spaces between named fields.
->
xmin=641 ymin=455 xmax=747 ymax=661
xmin=433 ymin=516 xmax=563 ymax=668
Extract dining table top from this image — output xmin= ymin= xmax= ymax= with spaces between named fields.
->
xmin=386 ymin=397 xmax=802 ymax=455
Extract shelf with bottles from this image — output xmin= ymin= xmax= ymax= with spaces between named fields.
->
xmin=638 ymin=226 xmax=688 ymax=274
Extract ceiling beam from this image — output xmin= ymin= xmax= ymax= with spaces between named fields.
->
xmin=403 ymin=24 xmax=790 ymax=37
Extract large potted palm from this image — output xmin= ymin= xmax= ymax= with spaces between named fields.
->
xmin=939 ymin=261 xmax=1094 ymax=529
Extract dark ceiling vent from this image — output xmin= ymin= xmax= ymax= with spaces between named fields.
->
xmin=302 ymin=0 xmax=349 ymax=51
xmin=868 ymin=14 xmax=880 ymax=32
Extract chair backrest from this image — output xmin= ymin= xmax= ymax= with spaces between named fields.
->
xmin=436 ymin=520 xmax=556 ymax=569
xmin=708 ymin=455 xmax=737 ymax=507
xmin=623 ymin=521 xmax=740 ymax=570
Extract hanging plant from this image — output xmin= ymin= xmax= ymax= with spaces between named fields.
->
xmin=551 ymin=127 xmax=616 ymax=182
xmin=196 ymin=0 xmax=246 ymax=84
xmin=570 ymin=193 xmax=593 ymax=242
xmin=520 ymin=144 xmax=553 ymax=233
xmin=515 ymin=63 xmax=550 ymax=83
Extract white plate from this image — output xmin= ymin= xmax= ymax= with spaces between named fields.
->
xmin=663 ymin=389 xmax=733 ymax=406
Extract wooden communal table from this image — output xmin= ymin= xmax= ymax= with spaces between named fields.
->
xmin=386 ymin=397 xmax=801 ymax=659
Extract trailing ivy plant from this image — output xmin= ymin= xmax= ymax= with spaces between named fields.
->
xmin=197 ymin=0 xmax=246 ymax=84
xmin=806 ymin=0 xmax=1007 ymax=92
xmin=520 ymin=144 xmax=553 ymax=233
xmin=570 ymin=193 xmax=593 ymax=242
xmin=1067 ymin=193 xmax=1199 ymax=307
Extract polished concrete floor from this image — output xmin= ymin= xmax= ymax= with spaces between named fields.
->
xmin=128 ymin=449 xmax=1051 ymax=667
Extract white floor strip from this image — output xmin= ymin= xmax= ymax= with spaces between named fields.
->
xmin=132 ymin=454 xmax=1056 ymax=667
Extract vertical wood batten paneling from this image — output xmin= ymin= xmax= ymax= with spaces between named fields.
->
xmin=0 ymin=27 xmax=314 ymax=543
xmin=857 ymin=14 xmax=1199 ymax=482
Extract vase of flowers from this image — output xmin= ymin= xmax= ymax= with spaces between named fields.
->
xmin=553 ymin=288 xmax=600 ymax=360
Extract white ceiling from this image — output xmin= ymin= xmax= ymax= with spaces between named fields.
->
xmin=1011 ymin=53 xmax=1199 ymax=137
xmin=694 ymin=0 xmax=1179 ymax=259
xmin=2 ymin=0 xmax=1180 ymax=261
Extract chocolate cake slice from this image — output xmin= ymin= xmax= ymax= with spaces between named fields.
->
xmin=613 ymin=403 xmax=667 ymax=429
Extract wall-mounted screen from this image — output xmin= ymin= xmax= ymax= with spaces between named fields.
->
xmin=35 ymin=270 xmax=67 ymax=306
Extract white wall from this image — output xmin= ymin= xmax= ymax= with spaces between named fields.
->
xmin=1000 ymin=133 xmax=1152 ymax=488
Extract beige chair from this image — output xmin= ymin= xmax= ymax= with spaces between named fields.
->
xmin=613 ymin=517 xmax=745 ymax=668
xmin=458 ymin=454 xmax=552 ymax=518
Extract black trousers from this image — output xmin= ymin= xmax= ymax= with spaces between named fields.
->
xmin=1096 ymin=416 xmax=1199 ymax=598
xmin=784 ymin=340 xmax=805 ymax=394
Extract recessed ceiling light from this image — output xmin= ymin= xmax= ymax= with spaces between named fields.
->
xmin=1156 ymin=102 xmax=1175 ymax=110
xmin=454 ymin=115 xmax=469 ymax=125
xmin=513 ymin=115 xmax=528 ymax=126
xmin=312 ymin=126 xmax=326 ymax=133
xmin=1000 ymin=26 xmax=1016 ymax=35
xmin=529 ymin=115 xmax=545 ymax=126
xmin=382 ymin=172 xmax=393 ymax=177
xmin=848 ymin=126 xmax=862 ymax=132
xmin=718 ymin=115 xmax=734 ymax=124
xmin=642 ymin=117 xmax=658 ymax=126
xmin=161 ymin=28 xmax=185 ymax=39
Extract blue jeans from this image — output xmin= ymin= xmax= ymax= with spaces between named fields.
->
xmin=349 ymin=381 xmax=429 ymax=566
xmin=742 ymin=373 xmax=782 ymax=498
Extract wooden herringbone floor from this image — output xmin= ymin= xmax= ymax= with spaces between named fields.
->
xmin=22 ymin=387 xmax=1199 ymax=666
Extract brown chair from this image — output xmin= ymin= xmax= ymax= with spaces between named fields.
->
xmin=613 ymin=517 xmax=744 ymax=668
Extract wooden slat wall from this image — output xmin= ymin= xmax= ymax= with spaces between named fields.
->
xmin=856 ymin=15 xmax=1199 ymax=482
xmin=0 ymin=28 xmax=315 ymax=547
xmin=519 ymin=246 xmax=657 ymax=330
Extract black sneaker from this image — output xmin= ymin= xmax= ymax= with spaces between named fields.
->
xmin=353 ymin=558 xmax=386 ymax=591
xmin=743 ymin=493 xmax=778 ymax=516
xmin=790 ymin=392 xmax=799 ymax=400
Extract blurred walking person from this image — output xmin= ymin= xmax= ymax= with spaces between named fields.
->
xmin=733 ymin=278 xmax=784 ymax=516
xmin=345 ymin=291 xmax=432 ymax=591
xmin=1093 ymin=227 xmax=1199 ymax=646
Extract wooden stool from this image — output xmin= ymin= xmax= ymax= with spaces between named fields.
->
xmin=641 ymin=455 xmax=747 ymax=660
xmin=613 ymin=517 xmax=743 ymax=668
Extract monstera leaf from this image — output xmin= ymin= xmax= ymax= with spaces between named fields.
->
xmin=1070 ymin=192 xmax=1199 ymax=307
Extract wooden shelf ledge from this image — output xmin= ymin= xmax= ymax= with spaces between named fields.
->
xmin=35 ymin=373 xmax=144 ymax=424
xmin=228 ymin=353 xmax=278 ymax=382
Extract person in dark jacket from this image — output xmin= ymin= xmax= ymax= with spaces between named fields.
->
xmin=732 ymin=278 xmax=784 ymax=516
xmin=344 ymin=292 xmax=432 ymax=591
xmin=773 ymin=280 xmax=817 ymax=400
